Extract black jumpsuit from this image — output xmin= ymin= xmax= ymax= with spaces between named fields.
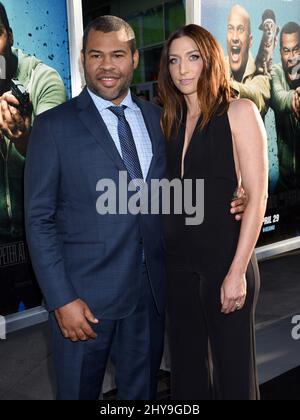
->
xmin=164 ymin=105 xmax=261 ymax=400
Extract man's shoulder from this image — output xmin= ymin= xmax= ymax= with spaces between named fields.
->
xmin=271 ymin=63 xmax=284 ymax=75
xmin=34 ymin=96 xmax=78 ymax=124
xmin=134 ymin=95 xmax=162 ymax=118
xmin=14 ymin=48 xmax=64 ymax=93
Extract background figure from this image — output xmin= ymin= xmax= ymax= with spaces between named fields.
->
xmin=0 ymin=2 xmax=66 ymax=314
xmin=271 ymin=21 xmax=300 ymax=192
xmin=226 ymin=4 xmax=271 ymax=118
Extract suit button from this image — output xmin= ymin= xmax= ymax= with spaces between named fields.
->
xmin=139 ymin=239 xmax=143 ymax=245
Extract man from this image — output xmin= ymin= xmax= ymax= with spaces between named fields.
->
xmin=0 ymin=2 xmax=66 ymax=314
xmin=226 ymin=5 xmax=270 ymax=118
xmin=271 ymin=22 xmax=300 ymax=192
xmin=25 ymin=16 xmax=246 ymax=400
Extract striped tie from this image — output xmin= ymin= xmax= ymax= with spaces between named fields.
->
xmin=108 ymin=105 xmax=143 ymax=182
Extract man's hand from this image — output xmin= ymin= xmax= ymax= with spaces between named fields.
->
xmin=292 ymin=88 xmax=300 ymax=120
xmin=231 ymin=187 xmax=248 ymax=221
xmin=0 ymin=92 xmax=32 ymax=142
xmin=55 ymin=299 xmax=99 ymax=342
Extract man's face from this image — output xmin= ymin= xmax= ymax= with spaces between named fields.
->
xmin=281 ymin=32 xmax=300 ymax=87
xmin=81 ymin=28 xmax=139 ymax=105
xmin=227 ymin=9 xmax=252 ymax=77
xmin=0 ymin=22 xmax=13 ymax=82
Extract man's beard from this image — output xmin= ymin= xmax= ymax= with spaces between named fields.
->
xmin=83 ymin=58 xmax=134 ymax=102
xmin=290 ymin=78 xmax=300 ymax=89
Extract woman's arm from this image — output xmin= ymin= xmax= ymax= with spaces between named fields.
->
xmin=221 ymin=99 xmax=268 ymax=315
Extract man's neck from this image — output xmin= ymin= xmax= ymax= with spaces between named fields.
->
xmin=232 ymin=66 xmax=246 ymax=83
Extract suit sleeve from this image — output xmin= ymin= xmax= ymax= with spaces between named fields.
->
xmin=24 ymin=114 xmax=78 ymax=312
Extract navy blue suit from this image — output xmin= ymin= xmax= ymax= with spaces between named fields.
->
xmin=24 ymin=88 xmax=167 ymax=400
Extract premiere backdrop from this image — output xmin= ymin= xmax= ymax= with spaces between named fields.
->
xmin=0 ymin=0 xmax=70 ymax=315
xmin=201 ymin=0 xmax=300 ymax=245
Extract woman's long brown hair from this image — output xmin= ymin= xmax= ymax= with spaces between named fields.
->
xmin=158 ymin=24 xmax=232 ymax=140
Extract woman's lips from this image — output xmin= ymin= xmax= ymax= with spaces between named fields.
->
xmin=179 ymin=79 xmax=194 ymax=86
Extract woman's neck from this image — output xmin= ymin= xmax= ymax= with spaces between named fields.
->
xmin=184 ymin=92 xmax=201 ymax=118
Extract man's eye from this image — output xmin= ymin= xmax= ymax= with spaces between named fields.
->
xmin=91 ymin=55 xmax=100 ymax=59
xmin=114 ymin=54 xmax=124 ymax=58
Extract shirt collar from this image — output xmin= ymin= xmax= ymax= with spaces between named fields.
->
xmin=87 ymin=88 xmax=139 ymax=112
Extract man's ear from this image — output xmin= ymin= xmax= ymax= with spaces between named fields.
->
xmin=80 ymin=50 xmax=85 ymax=66
xmin=133 ymin=49 xmax=139 ymax=69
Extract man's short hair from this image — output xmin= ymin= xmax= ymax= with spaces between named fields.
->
xmin=280 ymin=22 xmax=300 ymax=47
xmin=0 ymin=2 xmax=11 ymax=33
xmin=82 ymin=15 xmax=136 ymax=55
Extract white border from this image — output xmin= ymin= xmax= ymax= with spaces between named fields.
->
xmin=66 ymin=0 xmax=84 ymax=97
xmin=186 ymin=0 xmax=201 ymax=25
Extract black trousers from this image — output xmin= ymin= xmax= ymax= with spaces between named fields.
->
xmin=166 ymin=254 xmax=260 ymax=401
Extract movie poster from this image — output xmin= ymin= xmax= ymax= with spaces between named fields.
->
xmin=201 ymin=0 xmax=300 ymax=246
xmin=0 ymin=0 xmax=70 ymax=315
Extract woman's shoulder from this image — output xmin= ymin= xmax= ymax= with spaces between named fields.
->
xmin=228 ymin=99 xmax=259 ymax=132
xmin=228 ymin=98 xmax=257 ymax=115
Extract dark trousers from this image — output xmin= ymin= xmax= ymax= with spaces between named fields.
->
xmin=167 ymin=254 xmax=260 ymax=401
xmin=50 ymin=265 xmax=165 ymax=400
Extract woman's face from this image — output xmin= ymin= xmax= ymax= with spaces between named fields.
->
xmin=168 ymin=36 xmax=204 ymax=96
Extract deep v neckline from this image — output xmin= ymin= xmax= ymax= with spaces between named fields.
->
xmin=180 ymin=112 xmax=202 ymax=179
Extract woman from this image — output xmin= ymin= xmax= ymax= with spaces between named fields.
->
xmin=158 ymin=25 xmax=268 ymax=400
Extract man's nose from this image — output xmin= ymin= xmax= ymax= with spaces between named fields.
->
xmin=287 ymin=52 xmax=297 ymax=61
xmin=232 ymin=32 xmax=239 ymax=43
xmin=100 ymin=55 xmax=114 ymax=69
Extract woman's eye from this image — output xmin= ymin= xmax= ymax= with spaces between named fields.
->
xmin=169 ymin=58 xmax=178 ymax=65
xmin=190 ymin=55 xmax=200 ymax=61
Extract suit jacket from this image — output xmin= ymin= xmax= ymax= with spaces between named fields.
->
xmin=24 ymin=88 xmax=166 ymax=318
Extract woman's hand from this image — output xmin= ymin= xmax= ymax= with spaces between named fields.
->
xmin=221 ymin=272 xmax=247 ymax=315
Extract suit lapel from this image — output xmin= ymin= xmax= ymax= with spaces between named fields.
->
xmin=77 ymin=89 xmax=163 ymax=181
xmin=77 ymin=88 xmax=126 ymax=172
